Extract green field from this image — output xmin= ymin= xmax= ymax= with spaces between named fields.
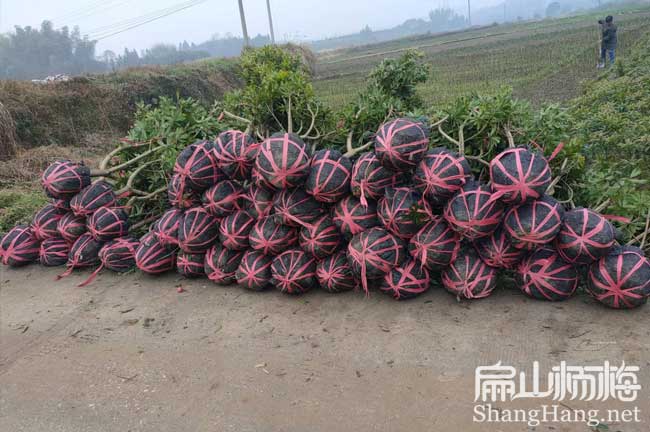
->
xmin=313 ymin=8 xmax=650 ymax=108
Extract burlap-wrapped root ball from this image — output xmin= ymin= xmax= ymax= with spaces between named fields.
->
xmin=474 ymin=227 xmax=527 ymax=269
xmin=70 ymin=181 xmax=117 ymax=217
xmin=271 ymin=248 xmax=318 ymax=295
xmin=555 ymin=208 xmax=616 ymax=265
xmin=168 ymin=173 xmax=201 ymax=209
xmin=351 ymin=152 xmax=402 ymax=207
xmin=516 ymin=247 xmax=578 ymax=301
xmin=316 ymin=251 xmax=358 ymax=293
xmin=219 ymin=210 xmax=256 ymax=251
xmin=241 ymin=184 xmax=274 ymax=219
xmin=174 ymin=140 xmax=224 ymax=190
xmin=236 ymin=250 xmax=273 ymax=291
xmin=490 ymin=146 xmax=552 ymax=205
xmin=299 ymin=215 xmax=341 ymax=259
xmin=31 ymin=204 xmax=64 ymax=241
xmin=378 ymin=187 xmax=431 ymax=240
xmin=380 ymin=259 xmax=431 ymax=301
xmin=152 ymin=208 xmax=184 ymax=249
xmin=87 ymin=207 xmax=130 ymax=242
xmin=347 ymin=227 xmax=406 ymax=294
xmin=444 ymin=182 xmax=504 ymax=240
xmin=1 ymin=225 xmax=40 ymax=267
xmin=205 ymin=244 xmax=243 ymax=285
xmin=332 ymin=196 xmax=380 ymax=240
xmin=41 ymin=159 xmax=91 ymax=199
xmin=57 ymin=233 xmax=103 ymax=279
xmin=305 ymin=149 xmax=352 ymax=203
xmin=214 ymin=130 xmax=257 ymax=181
xmin=587 ymin=246 xmax=650 ymax=309
xmin=202 ymin=180 xmax=245 ymax=218
xmin=57 ymin=212 xmax=87 ymax=244
xmin=136 ymin=232 xmax=176 ymax=275
xmin=409 ymin=217 xmax=461 ymax=270
xmin=374 ymin=118 xmax=430 ymax=172
xmin=255 ymin=133 xmax=311 ymax=189
xmin=78 ymin=236 xmax=139 ymax=287
xmin=177 ymin=252 xmax=206 ymax=278
xmin=442 ymin=247 xmax=498 ymax=300
xmin=273 ymin=188 xmax=325 ymax=228
xmin=179 ymin=207 xmax=220 ymax=253
xmin=413 ymin=147 xmax=472 ymax=208
xmin=504 ymin=195 xmax=565 ymax=251
xmin=249 ymin=216 xmax=298 ymax=256
xmin=39 ymin=237 xmax=70 ymax=267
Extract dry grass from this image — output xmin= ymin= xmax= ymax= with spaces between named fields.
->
xmin=0 ymin=101 xmax=17 ymax=161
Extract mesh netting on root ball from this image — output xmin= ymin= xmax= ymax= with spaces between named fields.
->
xmin=249 ymin=216 xmax=298 ymax=256
xmin=442 ymin=247 xmax=498 ymax=300
xmin=174 ymin=140 xmax=224 ymax=190
xmin=57 ymin=212 xmax=87 ymax=243
xmin=444 ymin=182 xmax=504 ymax=240
xmin=555 ymin=208 xmax=616 ymax=265
xmin=299 ymin=215 xmax=341 ymax=259
xmin=380 ymin=259 xmax=431 ymax=301
xmin=242 ymin=184 xmax=274 ymax=219
xmin=41 ymin=159 xmax=91 ymax=199
xmin=255 ymin=133 xmax=311 ymax=190
xmin=136 ymin=232 xmax=176 ymax=275
xmin=351 ymin=152 xmax=402 ymax=207
xmin=490 ymin=146 xmax=552 ymax=205
xmin=271 ymin=249 xmax=318 ymax=295
xmin=408 ymin=217 xmax=461 ymax=270
xmin=39 ymin=237 xmax=70 ymax=267
xmin=202 ymin=180 xmax=244 ymax=217
xmin=87 ymin=207 xmax=130 ymax=242
xmin=236 ymin=250 xmax=273 ymax=291
xmin=215 ymin=130 xmax=257 ymax=181
xmin=251 ymin=166 xmax=275 ymax=190
xmin=347 ymin=227 xmax=406 ymax=294
xmin=316 ymin=251 xmax=358 ymax=293
xmin=504 ymin=195 xmax=565 ymax=251
xmin=205 ymin=244 xmax=243 ymax=285
xmin=78 ymin=236 xmax=139 ymax=287
xmin=305 ymin=149 xmax=352 ymax=203
xmin=57 ymin=233 xmax=103 ymax=280
xmin=273 ymin=188 xmax=325 ymax=229
xmin=474 ymin=226 xmax=527 ymax=269
xmin=177 ymin=252 xmax=206 ymax=278
xmin=332 ymin=196 xmax=379 ymax=240
xmin=219 ymin=210 xmax=256 ymax=251
xmin=378 ymin=187 xmax=431 ymax=240
xmin=1 ymin=225 xmax=40 ymax=267
xmin=31 ymin=204 xmax=64 ymax=241
xmin=179 ymin=207 xmax=220 ymax=253
xmin=168 ymin=173 xmax=201 ymax=209
xmin=374 ymin=118 xmax=430 ymax=172
xmin=70 ymin=181 xmax=117 ymax=217
xmin=587 ymin=246 xmax=650 ymax=309
xmin=413 ymin=147 xmax=472 ymax=207
xmin=152 ymin=208 xmax=184 ymax=249
xmin=51 ymin=198 xmax=71 ymax=212
xmin=516 ymin=247 xmax=578 ymax=301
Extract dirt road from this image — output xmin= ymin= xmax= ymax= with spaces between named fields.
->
xmin=1 ymin=266 xmax=648 ymax=431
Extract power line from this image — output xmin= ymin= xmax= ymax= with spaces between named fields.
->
xmin=62 ymin=1 xmax=133 ymax=26
xmin=53 ymin=0 xmax=116 ymax=23
xmin=89 ymin=0 xmax=210 ymax=41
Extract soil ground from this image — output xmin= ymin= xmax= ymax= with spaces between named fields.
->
xmin=1 ymin=266 xmax=648 ymax=432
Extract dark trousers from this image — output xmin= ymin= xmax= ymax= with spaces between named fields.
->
xmin=601 ymin=47 xmax=616 ymax=64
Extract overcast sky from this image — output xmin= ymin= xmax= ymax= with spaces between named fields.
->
xmin=1 ymin=0 xmax=508 ymax=53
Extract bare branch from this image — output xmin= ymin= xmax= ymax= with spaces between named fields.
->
xmin=300 ymin=104 xmax=319 ymax=139
xmin=220 ymin=110 xmax=252 ymax=125
xmin=91 ymin=144 xmax=170 ymax=177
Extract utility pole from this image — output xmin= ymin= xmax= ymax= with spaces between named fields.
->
xmin=467 ymin=0 xmax=472 ymax=26
xmin=237 ymin=0 xmax=250 ymax=48
xmin=266 ymin=0 xmax=275 ymax=44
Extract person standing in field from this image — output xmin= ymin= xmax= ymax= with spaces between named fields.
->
xmin=598 ymin=15 xmax=618 ymax=68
